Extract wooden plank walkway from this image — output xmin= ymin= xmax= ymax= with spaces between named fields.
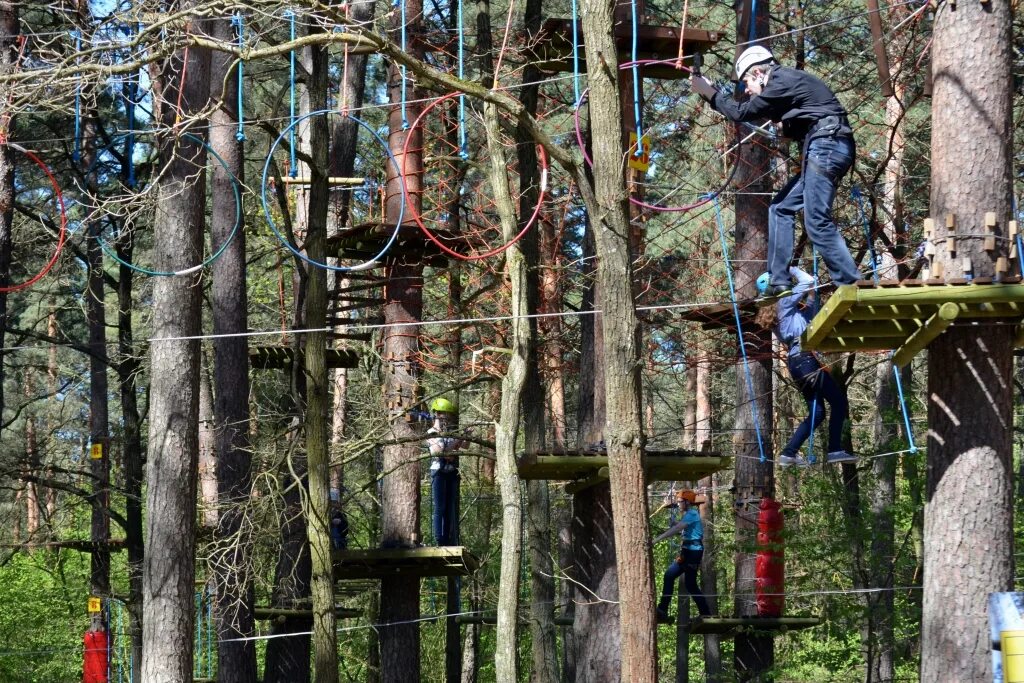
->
xmin=333 ymin=546 xmax=479 ymax=580
xmin=801 ymin=279 xmax=1024 ymax=366
xmin=516 ymin=449 xmax=728 ymax=484
xmin=686 ymin=615 xmax=821 ymax=637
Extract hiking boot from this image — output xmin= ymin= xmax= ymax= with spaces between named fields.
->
xmin=777 ymin=453 xmax=809 ymax=468
xmin=827 ymin=450 xmax=858 ymax=464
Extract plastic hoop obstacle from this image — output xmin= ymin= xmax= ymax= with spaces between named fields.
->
xmin=260 ymin=109 xmax=407 ymax=273
xmin=573 ymin=59 xmax=722 ymax=214
xmin=0 ymin=142 xmax=68 ymax=293
xmin=89 ymin=132 xmax=243 ymax=277
xmin=402 ymin=91 xmax=549 ymax=261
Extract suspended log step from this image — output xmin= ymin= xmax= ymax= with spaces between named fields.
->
xmin=249 ymin=346 xmax=360 ymax=370
xmin=516 ymin=449 xmax=729 ymax=485
xmin=530 ymin=19 xmax=722 ymax=80
xmin=685 ymin=615 xmax=821 ymax=637
xmin=801 ymin=279 xmax=1024 ymax=367
xmin=253 ymin=606 xmax=362 ymax=622
xmin=281 ymin=176 xmax=366 ymax=186
xmin=333 ymin=546 xmax=479 ymax=580
xmin=326 ymin=221 xmax=458 ymax=265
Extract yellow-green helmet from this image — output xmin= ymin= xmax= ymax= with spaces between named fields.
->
xmin=430 ymin=397 xmax=457 ymax=414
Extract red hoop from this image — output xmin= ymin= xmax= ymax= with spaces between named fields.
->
xmin=0 ymin=143 xmax=67 ymax=293
xmin=401 ymin=91 xmax=548 ymax=261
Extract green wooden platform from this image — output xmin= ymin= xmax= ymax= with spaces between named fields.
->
xmin=326 ymin=222 xmax=453 ymax=265
xmin=801 ymin=279 xmax=1024 ymax=367
xmin=516 ymin=449 xmax=729 ymax=486
xmin=333 ymin=546 xmax=479 ymax=580
xmin=249 ymin=346 xmax=360 ymax=370
xmin=684 ymin=615 xmax=821 ymax=637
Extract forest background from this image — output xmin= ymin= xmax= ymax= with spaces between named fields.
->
xmin=0 ymin=0 xmax=1020 ymax=680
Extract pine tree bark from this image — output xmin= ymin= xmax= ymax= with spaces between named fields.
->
xmin=378 ymin=0 xmax=425 ymax=673
xmin=731 ymin=5 xmax=775 ymax=677
xmin=209 ymin=15 xmax=257 ymax=681
xmin=0 ymin=2 xmax=16 ymax=445
xmin=578 ymin=0 xmax=655 ymax=678
xmin=922 ymin=3 xmax=1014 ymax=678
xmin=141 ymin=36 xmax=211 ymax=681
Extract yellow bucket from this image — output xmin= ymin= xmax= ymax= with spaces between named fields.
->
xmin=1002 ymin=630 xmax=1024 ymax=682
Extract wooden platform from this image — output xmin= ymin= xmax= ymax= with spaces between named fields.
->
xmin=532 ymin=19 xmax=721 ymax=80
xmin=516 ymin=449 xmax=729 ymax=487
xmin=801 ymin=279 xmax=1024 ymax=367
xmin=333 ymin=546 xmax=479 ymax=580
xmin=684 ymin=615 xmax=821 ymax=637
xmin=249 ymin=346 xmax=360 ymax=370
xmin=326 ymin=222 xmax=456 ymax=265
xmin=253 ymin=606 xmax=361 ymax=621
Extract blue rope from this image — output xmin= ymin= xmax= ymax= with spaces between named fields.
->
xmin=232 ymin=14 xmax=246 ymax=142
xmin=629 ymin=0 xmax=642 ymax=152
xmin=807 ymin=250 xmax=819 ymax=463
xmin=1015 ymin=196 xmax=1024 ymax=277
xmin=457 ymin=0 xmax=467 ymax=158
xmin=736 ymin=0 xmax=759 ymax=96
xmin=712 ymin=196 xmax=767 ymax=463
xmin=73 ymin=31 xmax=81 ymax=163
xmin=399 ymin=0 xmax=409 ymax=129
xmin=852 ymin=186 xmax=916 ymax=453
xmin=571 ymin=0 xmax=580 ymax=104
xmin=287 ymin=10 xmax=297 ymax=176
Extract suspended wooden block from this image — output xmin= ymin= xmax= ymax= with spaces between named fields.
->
xmin=333 ymin=546 xmax=479 ymax=580
xmin=686 ymin=615 xmax=821 ymax=637
xmin=249 ymin=346 xmax=360 ymax=370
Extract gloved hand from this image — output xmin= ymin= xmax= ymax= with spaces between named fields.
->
xmin=690 ymin=76 xmax=717 ymax=101
xmin=788 ymin=265 xmax=815 ymax=284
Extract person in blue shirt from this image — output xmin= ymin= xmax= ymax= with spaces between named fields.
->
xmin=654 ymin=489 xmax=712 ymax=619
xmin=755 ymin=266 xmax=857 ymax=466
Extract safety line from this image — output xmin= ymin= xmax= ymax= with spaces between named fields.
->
xmin=232 ymin=14 xmax=246 ymax=142
xmin=712 ymin=195 xmax=767 ymax=463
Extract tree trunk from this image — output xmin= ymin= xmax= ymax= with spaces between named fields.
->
xmin=117 ymin=242 xmax=145 ymax=683
xmin=0 ymin=2 xmax=15 ymax=445
xmin=922 ymin=5 xmax=1014 ymax=678
xmin=731 ymin=5 xmax=775 ymax=680
xmin=485 ymin=99 xmax=529 ymax=683
xmin=209 ymin=15 xmax=257 ymax=681
xmin=378 ymin=0 xmax=425 ymax=671
xmin=577 ymin=0 xmax=655 ymax=678
xmin=141 ymin=37 xmax=211 ymax=681
xmin=198 ymin=355 xmax=217 ymax=528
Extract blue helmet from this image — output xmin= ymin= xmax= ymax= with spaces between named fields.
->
xmin=756 ymin=272 xmax=771 ymax=296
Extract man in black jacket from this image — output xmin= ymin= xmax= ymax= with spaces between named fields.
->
xmin=692 ymin=46 xmax=861 ymax=295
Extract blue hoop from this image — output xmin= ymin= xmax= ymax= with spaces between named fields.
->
xmin=89 ymin=132 xmax=243 ymax=277
xmin=259 ymin=109 xmax=407 ymax=272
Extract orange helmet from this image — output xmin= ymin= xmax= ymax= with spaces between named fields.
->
xmin=676 ymin=490 xmax=698 ymax=504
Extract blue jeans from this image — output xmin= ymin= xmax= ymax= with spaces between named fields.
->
xmin=768 ymin=136 xmax=860 ymax=287
xmin=432 ymin=468 xmax=459 ymax=546
xmin=658 ymin=547 xmax=711 ymax=616
xmin=783 ymin=352 xmax=849 ymax=456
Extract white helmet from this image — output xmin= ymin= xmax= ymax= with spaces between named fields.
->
xmin=736 ymin=45 xmax=774 ymax=79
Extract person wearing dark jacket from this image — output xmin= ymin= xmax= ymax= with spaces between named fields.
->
xmin=691 ymin=46 xmax=861 ymax=294
xmin=755 ymin=266 xmax=857 ymax=466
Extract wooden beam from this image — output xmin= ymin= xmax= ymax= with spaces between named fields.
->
xmin=333 ymin=546 xmax=479 ymax=580
xmin=811 ymin=339 xmax=901 ymax=353
xmin=801 ymin=285 xmax=859 ymax=350
xmin=281 ymin=176 xmax=366 ymax=186
xmin=686 ymin=615 xmax=821 ymax=637
xmin=892 ymin=301 xmax=960 ymax=368
xmin=564 ymin=467 xmax=609 ymax=495
xmin=830 ymin=319 xmax=923 ymax=338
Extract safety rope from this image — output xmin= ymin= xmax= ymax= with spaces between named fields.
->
xmin=287 ymin=10 xmax=297 ymax=176
xmin=457 ymin=0 xmax=467 ymax=158
xmin=232 ymin=14 xmax=246 ymax=142
xmin=629 ymin=0 xmax=643 ymax=153
xmin=73 ymin=30 xmax=81 ymax=163
xmin=712 ymin=196 xmax=768 ymax=463
xmin=853 ymin=186 xmax=917 ymax=453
